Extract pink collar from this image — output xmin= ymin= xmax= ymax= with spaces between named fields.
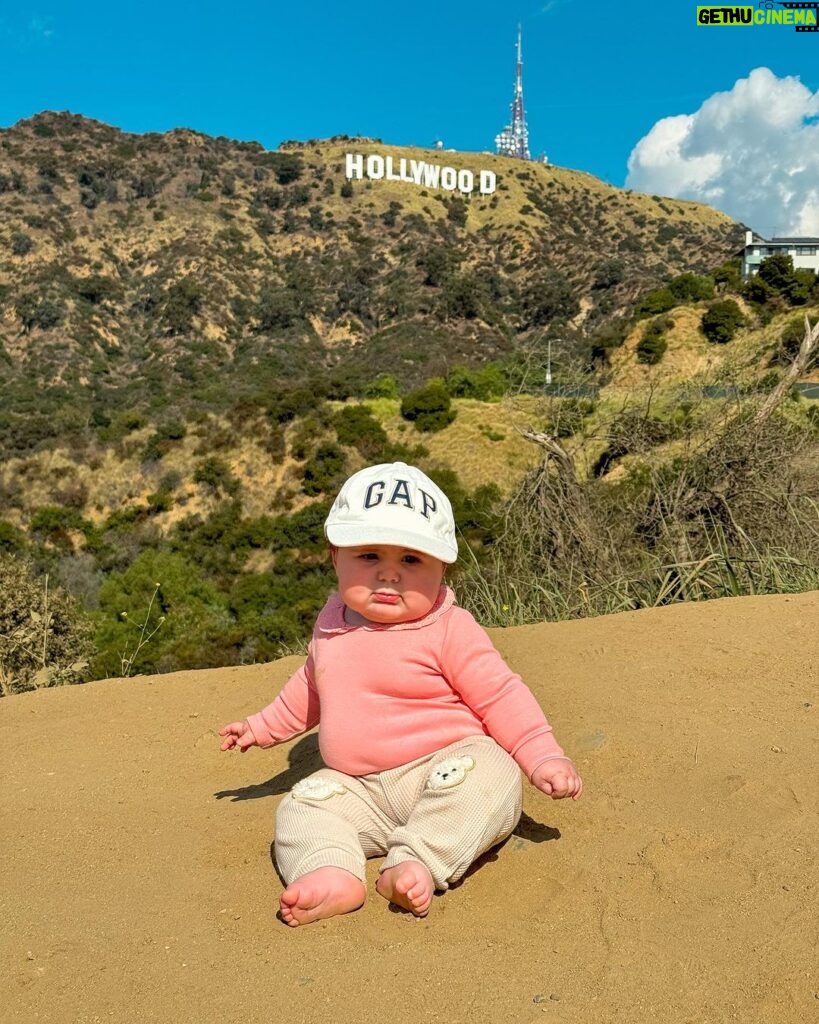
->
xmin=316 ymin=585 xmax=456 ymax=634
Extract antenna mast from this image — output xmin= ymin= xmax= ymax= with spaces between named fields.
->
xmin=495 ymin=24 xmax=531 ymax=160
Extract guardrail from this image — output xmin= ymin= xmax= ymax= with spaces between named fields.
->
xmin=531 ymin=383 xmax=819 ymax=400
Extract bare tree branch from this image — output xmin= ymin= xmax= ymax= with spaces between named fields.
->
xmin=751 ymin=316 xmax=819 ymax=432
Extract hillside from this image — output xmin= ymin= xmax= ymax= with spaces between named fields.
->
xmin=4 ymin=112 xmax=818 ymax=685
xmin=2 ymin=591 xmax=817 ymax=1024
xmin=0 ymin=111 xmax=743 ymax=456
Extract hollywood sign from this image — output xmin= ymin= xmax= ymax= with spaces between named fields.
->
xmin=345 ymin=153 xmax=497 ymax=196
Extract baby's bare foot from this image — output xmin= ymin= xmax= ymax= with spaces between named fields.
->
xmin=376 ymin=860 xmax=434 ymax=917
xmin=279 ymin=867 xmax=366 ymax=927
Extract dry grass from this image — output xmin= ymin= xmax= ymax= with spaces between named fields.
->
xmin=370 ymin=395 xmax=542 ymax=492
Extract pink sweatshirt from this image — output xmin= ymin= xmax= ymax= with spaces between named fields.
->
xmin=246 ymin=586 xmax=567 ymax=780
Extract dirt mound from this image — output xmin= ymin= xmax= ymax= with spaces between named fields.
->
xmin=2 ymin=591 xmax=817 ymax=1024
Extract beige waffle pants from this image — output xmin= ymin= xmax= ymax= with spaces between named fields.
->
xmin=274 ymin=735 xmax=523 ymax=890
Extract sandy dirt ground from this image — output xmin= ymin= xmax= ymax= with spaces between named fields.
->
xmin=2 ymin=591 xmax=818 ymax=1024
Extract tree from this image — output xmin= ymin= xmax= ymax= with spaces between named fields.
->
xmin=754 ymin=255 xmax=816 ymax=306
xmin=93 ymin=550 xmax=231 ymax=677
xmin=445 ymin=364 xmax=507 ymax=400
xmin=757 ymin=254 xmax=796 ymax=295
xmin=418 ymin=244 xmax=456 ymax=287
xmin=712 ymin=259 xmax=742 ymax=292
xmin=441 ymin=272 xmax=484 ymax=320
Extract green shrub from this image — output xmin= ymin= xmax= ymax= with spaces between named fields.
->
xmin=668 ymin=273 xmax=714 ymax=303
xmin=266 ymin=387 xmax=321 ymax=424
xmin=334 ymin=405 xmax=388 ymax=459
xmin=592 ymin=258 xmax=625 ymax=290
xmin=269 ymin=153 xmax=303 ymax=185
xmin=30 ymin=505 xmax=91 ymax=549
xmin=11 ymin=231 xmax=34 ymax=256
xmin=364 ymin=374 xmax=400 ymax=399
xmin=227 ymin=554 xmax=333 ymax=657
xmin=446 ymin=198 xmax=468 ymax=226
xmin=701 ymin=299 xmax=744 ymax=344
xmin=15 ymin=293 xmax=65 ymax=332
xmin=141 ymin=420 xmax=187 ymax=463
xmin=0 ymin=520 xmax=25 ymax=553
xmin=636 ymin=315 xmax=672 ymax=365
xmin=93 ymin=550 xmax=231 ymax=677
xmin=635 ymin=287 xmax=676 ymax=319
xmin=746 ymin=256 xmax=817 ymax=307
xmin=636 ymin=333 xmax=668 ymax=365
xmin=757 ymin=254 xmax=797 ymax=296
xmin=712 ymin=259 xmax=742 ymax=292
xmin=193 ymin=456 xmax=240 ymax=497
xmin=161 ymin=277 xmax=202 ymax=335
xmin=440 ymin=272 xmax=484 ymax=320
xmin=521 ymin=269 xmax=579 ymax=328
xmin=270 ymin=502 xmax=332 ymax=551
xmin=256 ymin=286 xmax=300 ymax=331
xmin=445 ymin=364 xmax=507 ymax=401
xmin=302 ymin=442 xmax=347 ymax=496
xmin=400 ymin=379 xmax=456 ymax=433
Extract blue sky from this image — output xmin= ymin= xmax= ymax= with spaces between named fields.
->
xmin=2 ymin=1 xmax=819 ymax=230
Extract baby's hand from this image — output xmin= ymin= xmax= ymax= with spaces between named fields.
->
xmin=219 ymin=720 xmax=257 ymax=752
xmin=531 ymin=758 xmax=583 ymax=800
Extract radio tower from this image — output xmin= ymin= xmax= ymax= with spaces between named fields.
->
xmin=494 ymin=24 xmax=531 ymax=160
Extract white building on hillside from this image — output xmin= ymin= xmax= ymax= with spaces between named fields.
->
xmin=740 ymin=230 xmax=819 ymax=279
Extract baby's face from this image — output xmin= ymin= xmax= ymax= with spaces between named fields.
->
xmin=331 ymin=544 xmax=445 ymax=625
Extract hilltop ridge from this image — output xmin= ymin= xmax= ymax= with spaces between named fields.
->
xmin=0 ymin=111 xmax=742 ymax=426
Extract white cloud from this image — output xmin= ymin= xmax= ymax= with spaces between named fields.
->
xmin=28 ymin=16 xmax=55 ymax=40
xmin=626 ymin=67 xmax=819 ymax=236
xmin=0 ymin=13 xmax=56 ymax=49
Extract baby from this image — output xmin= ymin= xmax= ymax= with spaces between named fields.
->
xmin=220 ymin=462 xmax=582 ymax=926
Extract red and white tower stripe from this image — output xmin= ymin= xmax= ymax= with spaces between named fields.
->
xmin=495 ymin=25 xmax=531 ymax=160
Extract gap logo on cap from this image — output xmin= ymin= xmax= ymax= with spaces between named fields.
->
xmin=363 ymin=477 xmax=438 ymax=519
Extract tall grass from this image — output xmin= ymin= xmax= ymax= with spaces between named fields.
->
xmin=456 ymin=388 xmax=819 ymax=627
xmin=457 ymin=529 xmax=819 ymax=627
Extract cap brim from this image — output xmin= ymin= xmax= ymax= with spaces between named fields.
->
xmin=325 ymin=524 xmax=458 ymax=563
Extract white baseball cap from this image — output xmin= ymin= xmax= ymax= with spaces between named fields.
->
xmin=324 ymin=462 xmax=458 ymax=563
